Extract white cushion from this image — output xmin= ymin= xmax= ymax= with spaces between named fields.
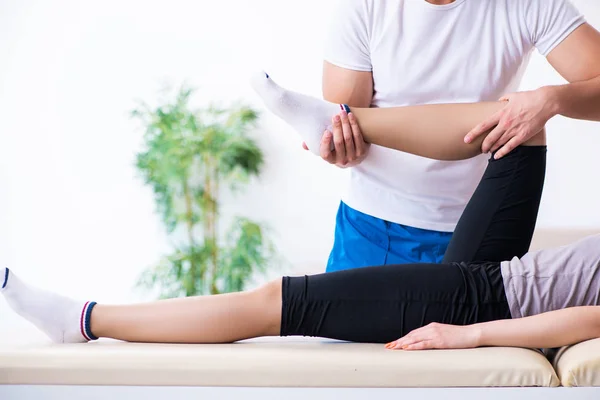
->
xmin=0 ymin=338 xmax=559 ymax=387
xmin=554 ymin=339 xmax=600 ymax=387
xmin=529 ymin=229 xmax=600 ymax=251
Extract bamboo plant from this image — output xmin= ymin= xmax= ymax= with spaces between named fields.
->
xmin=132 ymin=86 xmax=274 ymax=297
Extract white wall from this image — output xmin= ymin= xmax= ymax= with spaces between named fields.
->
xmin=0 ymin=0 xmax=599 ymax=344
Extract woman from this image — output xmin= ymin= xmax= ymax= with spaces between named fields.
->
xmin=2 ymin=76 xmax=599 ymax=351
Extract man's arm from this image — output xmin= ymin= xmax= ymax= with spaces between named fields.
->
xmin=308 ymin=62 xmax=373 ymax=167
xmin=545 ymin=23 xmax=600 ymax=121
xmin=322 ymin=62 xmax=374 ymax=106
xmin=386 ymin=306 xmax=600 ymax=350
xmin=465 ymin=23 xmax=600 ymax=159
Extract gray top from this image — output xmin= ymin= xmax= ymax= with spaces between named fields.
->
xmin=501 ymin=234 xmax=600 ymax=319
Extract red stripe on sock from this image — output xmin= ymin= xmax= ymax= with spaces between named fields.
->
xmin=80 ymin=301 xmax=91 ymax=341
xmin=339 ymin=104 xmax=344 ymax=111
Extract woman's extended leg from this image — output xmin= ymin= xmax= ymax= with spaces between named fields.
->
xmin=252 ymin=72 xmax=532 ymax=160
xmin=0 ymin=268 xmax=282 ymax=343
xmin=1 ymin=261 xmax=510 ymax=345
xmin=92 ymin=282 xmax=282 ymax=343
xmin=90 ymin=281 xmax=283 ymax=343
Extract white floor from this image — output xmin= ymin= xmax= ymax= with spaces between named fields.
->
xmin=1 ymin=386 xmax=599 ymax=400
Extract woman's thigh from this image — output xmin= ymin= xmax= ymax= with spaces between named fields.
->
xmin=443 ymin=146 xmax=547 ymax=264
xmin=280 ymin=261 xmax=510 ymax=343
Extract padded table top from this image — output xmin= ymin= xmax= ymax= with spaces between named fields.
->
xmin=0 ymin=338 xmax=559 ymax=387
xmin=554 ymin=338 xmax=600 ymax=387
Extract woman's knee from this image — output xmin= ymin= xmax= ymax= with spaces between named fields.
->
xmin=523 ymin=127 xmax=547 ymax=146
xmin=257 ymin=279 xmax=283 ymax=304
xmin=254 ymin=279 xmax=283 ymax=335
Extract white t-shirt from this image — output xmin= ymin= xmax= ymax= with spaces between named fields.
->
xmin=324 ymin=0 xmax=585 ymax=232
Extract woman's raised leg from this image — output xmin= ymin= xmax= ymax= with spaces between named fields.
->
xmin=252 ymin=72 xmax=522 ymax=161
xmin=350 ymin=102 xmax=504 ymax=160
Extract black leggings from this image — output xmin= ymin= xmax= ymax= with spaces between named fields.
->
xmin=281 ymin=146 xmax=546 ymax=343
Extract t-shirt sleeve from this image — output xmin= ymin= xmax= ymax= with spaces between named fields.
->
xmin=323 ymin=0 xmax=372 ymax=71
xmin=524 ymin=0 xmax=586 ymax=56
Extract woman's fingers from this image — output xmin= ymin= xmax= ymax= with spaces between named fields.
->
xmin=404 ymin=340 xmax=435 ymax=350
xmin=320 ymin=112 xmax=369 ymax=167
xmin=385 ymin=323 xmax=482 ymax=351
xmin=385 ymin=323 xmax=444 ymax=350
xmin=348 ymin=112 xmax=368 ymax=159
xmin=340 ymin=111 xmax=355 ymax=162
xmin=386 ymin=331 xmax=423 ymax=350
xmin=332 ymin=115 xmax=347 ymax=163
xmin=386 ymin=337 xmax=434 ymax=351
xmin=320 ymin=130 xmax=336 ymax=163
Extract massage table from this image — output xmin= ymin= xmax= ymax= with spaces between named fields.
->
xmin=1 ymin=229 xmax=599 ymax=399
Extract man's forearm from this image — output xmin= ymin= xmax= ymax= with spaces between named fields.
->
xmin=546 ymin=75 xmax=600 ymax=121
xmin=475 ymin=306 xmax=600 ymax=349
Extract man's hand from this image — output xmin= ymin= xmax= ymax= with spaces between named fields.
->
xmin=385 ymin=322 xmax=482 ymax=351
xmin=302 ymin=111 xmax=370 ymax=168
xmin=464 ymin=87 xmax=557 ymax=159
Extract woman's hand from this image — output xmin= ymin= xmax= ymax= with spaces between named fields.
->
xmin=385 ymin=323 xmax=482 ymax=351
xmin=302 ymin=111 xmax=370 ymax=168
xmin=464 ymin=87 xmax=557 ymax=159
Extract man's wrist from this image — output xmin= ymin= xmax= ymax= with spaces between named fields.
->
xmin=539 ymin=84 xmax=563 ymax=118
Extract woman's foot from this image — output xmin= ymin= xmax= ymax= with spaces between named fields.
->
xmin=0 ymin=267 xmax=97 ymax=343
xmin=251 ymin=71 xmax=348 ymax=154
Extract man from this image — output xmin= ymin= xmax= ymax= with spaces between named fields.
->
xmin=303 ymin=0 xmax=600 ymax=272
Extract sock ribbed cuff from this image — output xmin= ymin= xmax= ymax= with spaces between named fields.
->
xmin=80 ymin=301 xmax=98 ymax=341
xmin=2 ymin=268 xmax=8 ymax=289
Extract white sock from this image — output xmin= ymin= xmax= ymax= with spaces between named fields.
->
xmin=251 ymin=71 xmax=348 ymax=155
xmin=0 ymin=267 xmax=97 ymax=343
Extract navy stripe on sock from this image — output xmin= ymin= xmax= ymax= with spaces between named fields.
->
xmin=84 ymin=301 xmax=99 ymax=340
xmin=342 ymin=104 xmax=351 ymax=114
xmin=2 ymin=268 xmax=9 ymax=289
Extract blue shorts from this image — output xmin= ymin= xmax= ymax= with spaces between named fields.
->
xmin=326 ymin=202 xmax=453 ymax=272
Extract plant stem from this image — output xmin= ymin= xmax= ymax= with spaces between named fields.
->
xmin=210 ymin=164 xmax=219 ymax=294
xmin=201 ymin=154 xmax=212 ymax=293
xmin=183 ymin=177 xmax=196 ymax=295
xmin=204 ymin=156 xmax=219 ymax=294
